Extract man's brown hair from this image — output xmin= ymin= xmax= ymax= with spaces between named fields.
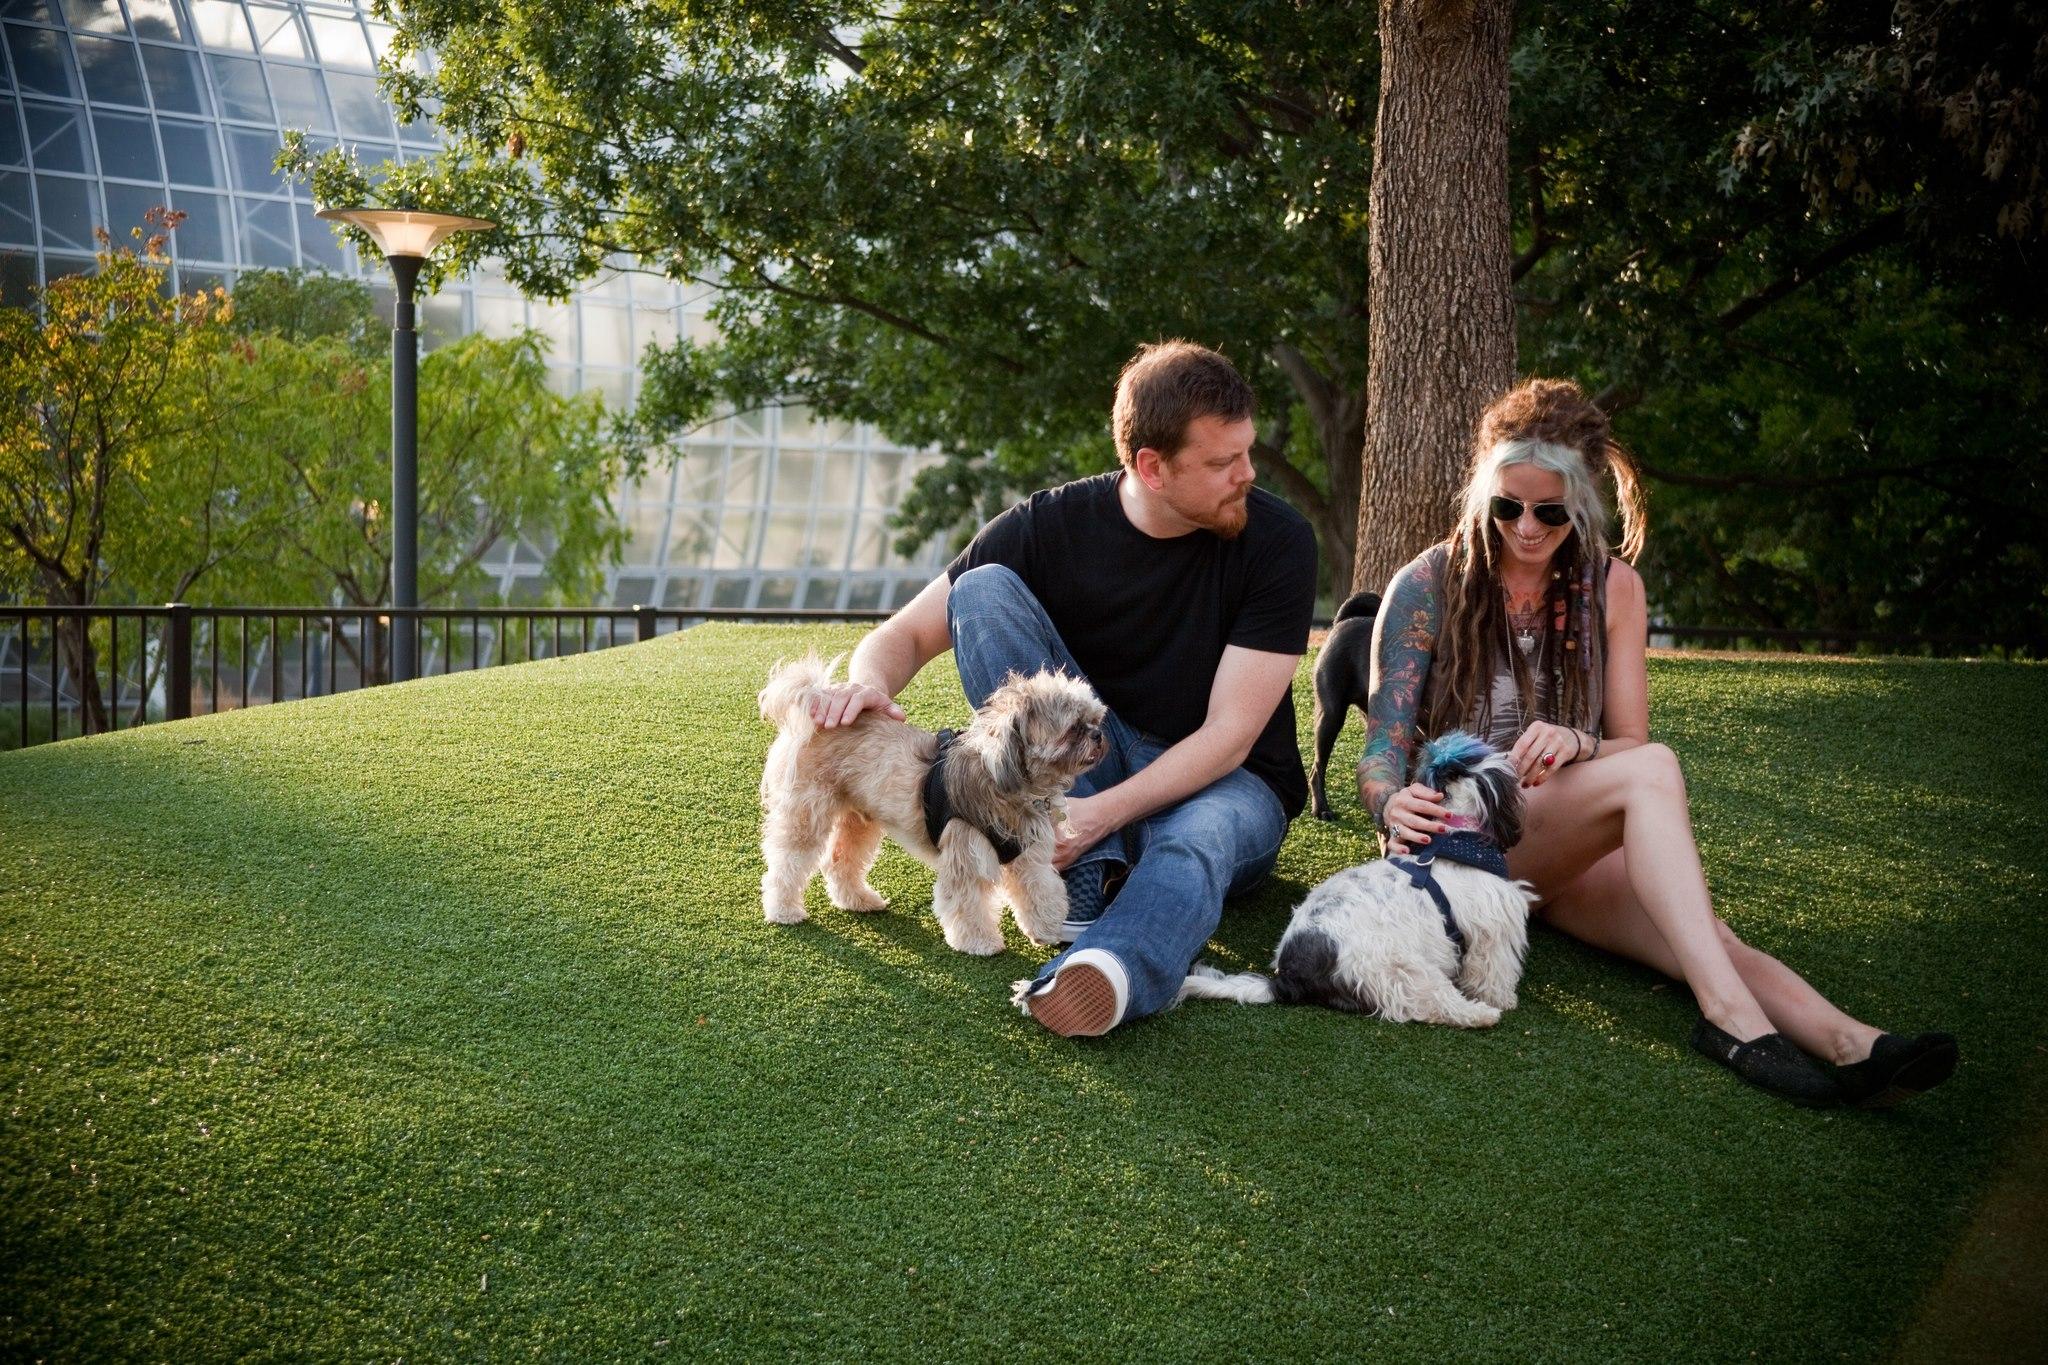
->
xmin=1111 ymin=341 xmax=1255 ymax=469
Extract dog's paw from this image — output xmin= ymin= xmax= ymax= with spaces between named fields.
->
xmin=1311 ymin=804 xmax=1336 ymax=822
xmin=1459 ymin=1003 xmax=1504 ymax=1028
xmin=763 ymin=902 xmax=810 ymax=926
xmin=830 ymin=885 xmax=890 ymax=912
xmin=943 ymin=925 xmax=1006 ymax=956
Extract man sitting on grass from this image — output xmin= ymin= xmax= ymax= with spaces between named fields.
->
xmin=803 ymin=340 xmax=1317 ymax=1036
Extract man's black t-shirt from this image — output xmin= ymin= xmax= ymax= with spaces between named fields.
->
xmin=945 ymin=472 xmax=1318 ymax=818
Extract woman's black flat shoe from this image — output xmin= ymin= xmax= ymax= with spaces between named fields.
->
xmin=1690 ymin=1017 xmax=1842 ymax=1108
xmin=1834 ymin=1032 xmax=1959 ymax=1110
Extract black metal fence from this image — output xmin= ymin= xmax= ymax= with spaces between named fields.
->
xmin=2 ymin=603 xmax=2033 ymax=751
xmin=0 ymin=604 xmax=889 ymax=750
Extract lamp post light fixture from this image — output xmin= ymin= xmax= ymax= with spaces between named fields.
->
xmin=316 ymin=207 xmax=495 ymax=683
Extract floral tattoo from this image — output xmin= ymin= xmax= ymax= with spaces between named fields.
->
xmin=1357 ymin=553 xmax=1441 ymax=825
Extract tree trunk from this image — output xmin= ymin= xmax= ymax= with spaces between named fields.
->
xmin=1353 ymin=0 xmax=1516 ymax=594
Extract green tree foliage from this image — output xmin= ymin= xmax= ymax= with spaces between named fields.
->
xmin=0 ymin=220 xmax=231 ymax=730
xmin=304 ymin=0 xmax=2046 ymax=643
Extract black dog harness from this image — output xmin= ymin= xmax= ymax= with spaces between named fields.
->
xmin=922 ymin=729 xmax=1023 ymax=865
xmin=1390 ymin=830 xmax=1511 ymax=960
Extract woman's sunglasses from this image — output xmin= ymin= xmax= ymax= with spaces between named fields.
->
xmin=1489 ymin=495 xmax=1572 ymax=528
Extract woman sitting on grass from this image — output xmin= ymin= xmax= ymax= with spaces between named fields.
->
xmin=1358 ymin=377 xmax=1955 ymax=1108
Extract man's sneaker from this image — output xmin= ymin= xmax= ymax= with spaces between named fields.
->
xmin=1058 ymin=862 xmax=1111 ymax=942
xmin=1013 ymin=949 xmax=1129 ymax=1038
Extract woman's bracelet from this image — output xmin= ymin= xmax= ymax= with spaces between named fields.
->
xmin=1568 ymin=729 xmax=1586 ymax=764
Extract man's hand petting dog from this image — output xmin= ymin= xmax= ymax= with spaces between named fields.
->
xmin=1380 ymin=782 xmax=1446 ymax=855
xmin=805 ymin=681 xmax=904 ymax=729
xmin=1051 ymin=793 xmax=1113 ymax=872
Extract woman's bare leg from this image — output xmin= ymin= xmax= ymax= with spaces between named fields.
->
xmin=1507 ymin=743 xmax=1776 ymax=1043
xmin=1538 ymin=848 xmax=1883 ymax=1064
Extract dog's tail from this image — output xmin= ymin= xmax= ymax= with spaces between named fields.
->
xmin=757 ymin=651 xmax=845 ymax=744
xmin=1332 ymin=590 xmax=1382 ymax=626
xmin=1177 ymin=961 xmax=1278 ymax=1006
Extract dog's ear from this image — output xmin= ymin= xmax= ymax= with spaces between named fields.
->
xmin=994 ymin=717 xmax=1030 ymax=792
xmin=1476 ymin=759 xmax=1524 ymax=849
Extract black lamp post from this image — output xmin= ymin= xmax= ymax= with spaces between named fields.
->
xmin=316 ymin=207 xmax=494 ymax=683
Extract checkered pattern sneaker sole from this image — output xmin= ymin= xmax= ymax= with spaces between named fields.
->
xmin=1026 ymin=963 xmax=1120 ymax=1038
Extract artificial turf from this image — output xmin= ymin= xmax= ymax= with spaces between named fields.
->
xmin=1 ymin=625 xmax=2043 ymax=1360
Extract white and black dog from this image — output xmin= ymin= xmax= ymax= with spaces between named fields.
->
xmin=1181 ymin=732 xmax=1538 ymax=1027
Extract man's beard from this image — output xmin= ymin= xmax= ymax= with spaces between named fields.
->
xmin=1188 ymin=492 xmax=1250 ymax=540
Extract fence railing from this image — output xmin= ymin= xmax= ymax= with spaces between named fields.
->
xmin=3 ymin=604 xmax=2034 ymax=751
xmin=0 ymin=604 xmax=890 ymax=750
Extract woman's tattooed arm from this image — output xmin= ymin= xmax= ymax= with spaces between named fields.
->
xmin=1357 ymin=553 xmax=1442 ymax=825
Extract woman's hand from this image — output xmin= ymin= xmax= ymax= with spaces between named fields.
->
xmin=1381 ymin=782 xmax=1447 ymax=854
xmin=1509 ymin=721 xmax=1586 ymax=787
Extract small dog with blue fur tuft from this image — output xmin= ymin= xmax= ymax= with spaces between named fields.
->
xmin=1180 ymin=731 xmax=1538 ymax=1026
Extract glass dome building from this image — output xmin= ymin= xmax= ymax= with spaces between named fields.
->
xmin=0 ymin=0 xmax=950 ymax=611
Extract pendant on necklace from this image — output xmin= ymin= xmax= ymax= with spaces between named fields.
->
xmin=1515 ymin=628 xmax=1536 ymax=656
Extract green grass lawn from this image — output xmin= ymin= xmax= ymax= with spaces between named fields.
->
xmin=3 ymin=625 xmax=2044 ymax=1360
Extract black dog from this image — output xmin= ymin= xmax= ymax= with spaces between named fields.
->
xmin=1309 ymin=589 xmax=1382 ymax=821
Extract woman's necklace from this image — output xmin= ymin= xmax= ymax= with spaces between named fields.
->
xmin=1503 ymin=581 xmax=1546 ymax=659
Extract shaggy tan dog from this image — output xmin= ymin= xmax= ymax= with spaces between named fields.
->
xmin=757 ymin=653 xmax=1108 ymax=955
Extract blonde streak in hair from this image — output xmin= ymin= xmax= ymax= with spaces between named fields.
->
xmin=1604 ymin=439 xmax=1649 ymax=562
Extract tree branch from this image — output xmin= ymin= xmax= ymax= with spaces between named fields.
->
xmin=1716 ymin=210 xmax=1906 ymax=332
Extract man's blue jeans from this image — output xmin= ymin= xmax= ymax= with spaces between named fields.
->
xmin=946 ymin=565 xmax=1290 ymax=1025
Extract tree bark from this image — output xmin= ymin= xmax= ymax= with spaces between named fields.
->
xmin=1354 ymin=0 xmax=1516 ymax=593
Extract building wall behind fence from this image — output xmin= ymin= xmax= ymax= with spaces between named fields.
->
xmin=0 ymin=0 xmax=953 ymax=612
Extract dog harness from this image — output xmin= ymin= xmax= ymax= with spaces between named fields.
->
xmin=1390 ymin=830 xmax=1511 ymax=960
xmin=922 ymin=729 xmax=1024 ymax=865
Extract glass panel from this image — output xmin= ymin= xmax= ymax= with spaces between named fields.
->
xmin=158 ymin=117 xmax=223 ymax=185
xmin=660 ymin=576 xmax=703 ymax=610
xmin=580 ymin=303 xmax=631 ymax=367
xmin=74 ymin=34 xmax=146 ymax=102
xmin=755 ymin=575 xmax=796 ymax=609
xmin=235 ymin=193 xmax=293 ymax=266
xmin=42 ymin=250 xmax=97 ymax=283
xmin=759 ymin=509 xmax=807 ymax=566
xmin=612 ymin=575 xmax=655 ymax=610
xmin=0 ymin=0 xmax=59 ymax=24
xmin=778 ymin=405 xmax=816 ymax=446
xmin=818 ymin=451 xmax=858 ymax=505
xmin=667 ymin=509 xmax=716 ymax=568
xmin=675 ymin=447 xmax=722 ymax=504
xmin=862 ymin=450 xmax=905 ymax=508
xmin=771 ymin=450 xmax=818 ymax=505
xmin=709 ymin=576 xmax=751 ymax=608
xmin=246 ymin=5 xmax=303 ymax=58
xmin=395 ymin=109 xmax=436 ymax=147
xmin=167 ymin=186 xmax=224 ymax=258
xmin=176 ymin=264 xmax=223 ymax=295
xmin=621 ymin=503 xmax=666 ymax=566
xmin=103 ymin=180 xmax=167 ymax=239
xmin=187 ymin=0 xmax=252 ymax=51
xmin=22 ymin=102 xmax=92 ymax=174
xmin=633 ymin=304 xmax=677 ymax=347
xmin=470 ymin=291 xmax=522 ymax=337
xmin=733 ymin=408 xmax=767 ymax=439
xmin=208 ymin=52 xmax=271 ymax=122
xmin=92 ymin=109 xmax=161 ymax=181
xmin=57 ymin=0 xmax=123 ymax=34
xmin=725 ymin=446 xmax=765 ymax=503
xmin=0 ymin=171 xmax=34 ymax=243
xmin=808 ymin=510 xmax=850 ymax=567
xmin=125 ymin=0 xmax=184 ymax=43
xmin=6 ymin=23 xmax=77 ymax=96
xmin=226 ymin=126 xmax=284 ymax=192
xmin=844 ymin=579 xmax=884 ymax=611
xmin=292 ymin=198 xmax=340 ymax=268
xmin=847 ymin=521 xmax=887 ymax=570
xmin=712 ymin=509 xmax=756 ymax=569
xmin=0 ymin=107 xmax=25 ymax=167
xmin=530 ymin=298 xmax=572 ymax=354
xmin=581 ymin=368 xmax=630 ymax=410
xmin=305 ymin=13 xmax=371 ymax=68
xmin=418 ymin=292 xmax=460 ymax=348
xmin=268 ymin=64 xmax=330 ymax=131
xmin=323 ymin=71 xmax=391 ymax=140
xmin=363 ymin=19 xmax=396 ymax=62
xmin=890 ymin=579 xmax=924 ymax=609
xmin=801 ymin=576 xmax=841 ymax=609
xmin=34 ymin=172 xmax=97 ymax=251
xmin=139 ymin=44 xmax=207 ymax=114
xmin=0 ymin=249 xmax=36 ymax=306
